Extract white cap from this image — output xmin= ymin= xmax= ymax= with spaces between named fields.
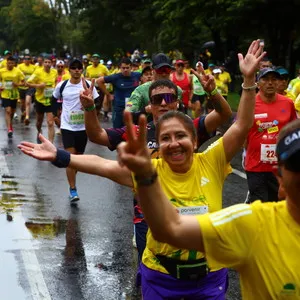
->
xmin=82 ymin=55 xmax=88 ymax=60
xmin=100 ymin=59 xmax=104 ymax=64
xmin=212 ymin=68 xmax=222 ymax=74
xmin=196 ymin=61 xmax=203 ymax=68
xmin=56 ymin=60 xmax=64 ymax=66
xmin=107 ymin=60 xmax=112 ymax=65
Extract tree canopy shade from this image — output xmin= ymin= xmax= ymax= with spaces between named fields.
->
xmin=1 ymin=0 xmax=300 ymax=75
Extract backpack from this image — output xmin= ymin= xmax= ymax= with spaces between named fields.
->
xmin=58 ymin=79 xmax=90 ymax=100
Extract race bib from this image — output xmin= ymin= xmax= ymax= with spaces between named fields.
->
xmin=177 ymin=206 xmax=208 ymax=215
xmin=260 ymin=144 xmax=277 ymax=163
xmin=4 ymin=81 xmax=13 ymax=90
xmin=69 ymin=110 xmax=84 ymax=125
xmin=44 ymin=87 xmax=54 ymax=98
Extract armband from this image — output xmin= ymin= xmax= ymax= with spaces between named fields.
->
xmin=206 ymin=87 xmax=219 ymax=96
xmin=135 ymin=172 xmax=158 ymax=186
xmin=52 ymin=148 xmax=71 ymax=168
xmin=241 ymin=83 xmax=257 ymax=91
xmin=84 ymin=104 xmax=96 ymax=112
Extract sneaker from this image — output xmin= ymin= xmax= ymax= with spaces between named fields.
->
xmin=7 ymin=129 xmax=13 ymax=138
xmin=24 ymin=117 xmax=30 ymax=126
xmin=37 ymin=134 xmax=42 ymax=144
xmin=55 ymin=128 xmax=61 ymax=135
xmin=13 ymin=112 xmax=18 ymax=120
xmin=69 ymin=188 xmax=80 ymax=203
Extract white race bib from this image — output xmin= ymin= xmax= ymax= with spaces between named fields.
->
xmin=44 ymin=87 xmax=54 ymax=98
xmin=177 ymin=206 xmax=208 ymax=216
xmin=4 ymin=81 xmax=13 ymax=90
xmin=260 ymin=144 xmax=277 ymax=163
xmin=69 ymin=110 xmax=84 ymax=125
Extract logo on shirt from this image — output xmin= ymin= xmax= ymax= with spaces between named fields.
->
xmin=256 ymin=120 xmax=279 ymax=132
xmin=201 ymin=177 xmax=210 ymax=186
xmin=254 ymin=113 xmax=268 ymax=119
xmin=280 ymin=283 xmax=297 ymax=296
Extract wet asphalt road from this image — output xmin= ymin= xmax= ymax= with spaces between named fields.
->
xmin=0 ymin=110 xmax=247 ymax=300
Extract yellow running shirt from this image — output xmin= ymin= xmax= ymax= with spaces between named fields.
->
xmin=198 ymin=200 xmax=300 ymax=299
xmin=0 ymin=67 xmax=25 ymax=99
xmin=85 ymin=64 xmax=109 ymax=79
xmin=27 ymin=68 xmax=57 ymax=106
xmin=134 ymin=137 xmax=231 ymax=274
xmin=18 ymin=63 xmax=36 ymax=90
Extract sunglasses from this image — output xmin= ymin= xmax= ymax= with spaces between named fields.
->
xmin=155 ymin=66 xmax=172 ymax=74
xmin=70 ymin=66 xmax=82 ymax=70
xmin=150 ymin=93 xmax=177 ymax=105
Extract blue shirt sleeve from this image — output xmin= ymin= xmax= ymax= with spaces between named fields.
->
xmin=104 ymin=73 xmax=119 ymax=84
xmin=194 ymin=116 xmax=215 ymax=147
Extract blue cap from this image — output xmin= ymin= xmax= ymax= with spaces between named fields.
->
xmin=277 ymin=127 xmax=300 ymax=161
xmin=257 ymin=67 xmax=280 ymax=81
xmin=275 ymin=67 xmax=289 ymax=76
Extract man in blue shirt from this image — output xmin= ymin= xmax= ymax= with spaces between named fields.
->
xmin=97 ymin=57 xmax=141 ymax=128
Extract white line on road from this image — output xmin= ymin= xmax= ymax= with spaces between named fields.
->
xmin=232 ymin=168 xmax=247 ymax=180
xmin=0 ymin=154 xmax=51 ymax=300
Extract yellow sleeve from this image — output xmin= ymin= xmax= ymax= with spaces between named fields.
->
xmin=197 ymin=203 xmax=260 ymax=270
xmin=27 ymin=72 xmax=38 ymax=83
xmin=295 ymin=94 xmax=300 ymax=111
xmin=201 ymin=137 xmax=231 ymax=182
xmin=18 ymin=69 xmax=25 ymax=81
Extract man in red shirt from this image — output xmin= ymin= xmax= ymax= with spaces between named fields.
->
xmin=245 ymin=67 xmax=297 ymax=203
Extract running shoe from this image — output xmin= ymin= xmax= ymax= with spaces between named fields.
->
xmin=69 ymin=188 xmax=80 ymax=203
xmin=7 ymin=129 xmax=13 ymax=138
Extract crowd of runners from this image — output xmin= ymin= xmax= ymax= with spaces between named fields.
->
xmin=6 ymin=39 xmax=300 ymax=299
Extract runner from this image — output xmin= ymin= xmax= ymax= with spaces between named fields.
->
xmin=0 ymin=50 xmax=12 ymax=69
xmin=275 ymin=66 xmax=295 ymax=101
xmin=52 ymin=59 xmax=99 ymax=203
xmin=96 ymin=57 xmax=141 ymax=128
xmin=0 ymin=56 xmax=25 ymax=137
xmin=170 ymin=59 xmax=193 ymax=114
xmin=140 ymin=66 xmax=153 ymax=84
xmin=117 ymin=116 xmax=300 ymax=300
xmin=126 ymin=53 xmax=182 ymax=115
xmin=85 ymin=53 xmax=109 ymax=116
xmin=244 ymin=67 xmax=297 ymax=203
xmin=190 ymin=61 xmax=206 ymax=118
xmin=27 ymin=57 xmax=58 ymax=143
xmin=17 ymin=54 xmax=36 ymax=124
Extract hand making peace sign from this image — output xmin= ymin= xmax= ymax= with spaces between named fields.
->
xmin=117 ymin=111 xmax=154 ymax=177
xmin=80 ymin=78 xmax=95 ymax=109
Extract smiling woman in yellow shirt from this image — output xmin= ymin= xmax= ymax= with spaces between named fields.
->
xmin=27 ymin=57 xmax=57 ymax=143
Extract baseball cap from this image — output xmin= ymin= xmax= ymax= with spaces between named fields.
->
xmin=208 ymin=63 xmax=215 ymax=68
xmin=92 ymin=53 xmax=100 ymax=58
xmin=275 ymin=67 xmax=289 ymax=76
xmin=212 ymin=68 xmax=222 ymax=74
xmin=107 ymin=60 xmax=112 ymax=65
xmin=152 ymin=53 xmax=174 ymax=70
xmin=4 ymin=50 xmax=11 ymax=55
xmin=142 ymin=58 xmax=152 ymax=64
xmin=196 ymin=61 xmax=203 ymax=68
xmin=56 ymin=60 xmax=64 ymax=66
xmin=141 ymin=66 xmax=152 ymax=75
xmin=68 ymin=58 xmax=83 ymax=69
xmin=276 ymin=127 xmax=300 ymax=167
xmin=257 ymin=67 xmax=280 ymax=81
xmin=82 ymin=55 xmax=88 ymax=60
xmin=175 ymin=59 xmax=185 ymax=65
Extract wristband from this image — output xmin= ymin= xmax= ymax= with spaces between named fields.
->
xmin=206 ymin=88 xmax=219 ymax=96
xmin=52 ymin=148 xmax=71 ymax=168
xmin=135 ymin=172 xmax=158 ymax=186
xmin=84 ymin=104 xmax=96 ymax=112
xmin=241 ymin=83 xmax=257 ymax=91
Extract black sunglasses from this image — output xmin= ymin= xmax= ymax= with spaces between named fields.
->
xmin=150 ymin=93 xmax=177 ymax=105
xmin=70 ymin=66 xmax=82 ymax=70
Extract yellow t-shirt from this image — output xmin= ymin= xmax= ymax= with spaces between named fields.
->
xmin=27 ymin=68 xmax=57 ymax=106
xmin=287 ymin=77 xmax=300 ymax=92
xmin=204 ymin=69 xmax=212 ymax=75
xmin=18 ymin=63 xmax=36 ymax=89
xmin=85 ymin=64 xmax=109 ymax=79
xmin=219 ymin=71 xmax=231 ymax=85
xmin=294 ymin=93 xmax=300 ymax=111
xmin=291 ymin=81 xmax=300 ymax=99
xmin=215 ymin=78 xmax=228 ymax=96
xmin=0 ymin=67 xmax=25 ymax=99
xmin=0 ymin=59 xmax=7 ymax=69
xmin=135 ymin=138 xmax=231 ymax=274
xmin=198 ymin=200 xmax=300 ymax=299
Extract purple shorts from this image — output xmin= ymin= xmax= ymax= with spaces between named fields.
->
xmin=141 ymin=263 xmax=228 ymax=300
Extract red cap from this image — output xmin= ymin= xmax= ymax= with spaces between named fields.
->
xmin=175 ymin=59 xmax=185 ymax=65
